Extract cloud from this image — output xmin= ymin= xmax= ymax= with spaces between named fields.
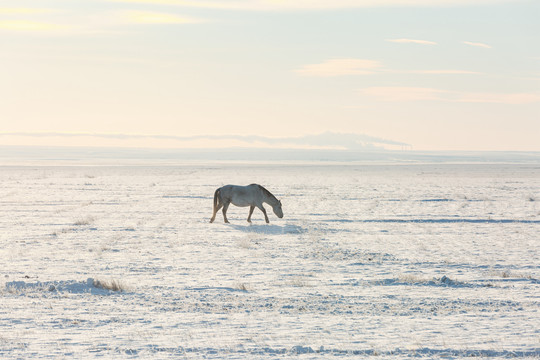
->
xmin=0 ymin=7 xmax=205 ymax=35
xmin=358 ymin=86 xmax=540 ymax=104
xmin=107 ymin=0 xmax=519 ymax=11
xmin=409 ymin=69 xmax=482 ymax=75
xmin=0 ymin=8 xmax=54 ymax=14
xmin=463 ymin=41 xmax=492 ymax=49
xmin=117 ymin=10 xmax=205 ymax=24
xmin=0 ymin=7 xmax=69 ymax=33
xmin=296 ymin=59 xmax=382 ymax=77
xmin=386 ymin=38 xmax=437 ymax=45
xmin=359 ymin=87 xmax=446 ymax=102
xmin=0 ymin=5 xmax=206 ymax=34
xmin=296 ymin=58 xmax=480 ymax=77
xmin=0 ymin=20 xmax=66 ymax=31
xmin=458 ymin=92 xmax=540 ymax=104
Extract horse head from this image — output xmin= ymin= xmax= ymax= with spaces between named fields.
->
xmin=273 ymin=200 xmax=283 ymax=218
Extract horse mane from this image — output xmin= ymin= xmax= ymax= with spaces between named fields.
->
xmin=254 ymin=184 xmax=277 ymax=201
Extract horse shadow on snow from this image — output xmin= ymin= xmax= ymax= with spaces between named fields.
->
xmin=229 ymin=223 xmax=304 ymax=235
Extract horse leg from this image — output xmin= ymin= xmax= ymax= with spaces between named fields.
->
xmin=222 ymin=202 xmax=230 ymax=223
xmin=257 ymin=205 xmax=269 ymax=224
xmin=247 ymin=205 xmax=255 ymax=223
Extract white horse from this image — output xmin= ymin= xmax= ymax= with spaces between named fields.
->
xmin=210 ymin=184 xmax=283 ymax=224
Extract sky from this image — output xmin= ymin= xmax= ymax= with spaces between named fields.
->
xmin=0 ymin=0 xmax=539 ymax=151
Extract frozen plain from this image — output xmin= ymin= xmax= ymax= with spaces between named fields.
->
xmin=1 ymin=163 xmax=539 ymax=359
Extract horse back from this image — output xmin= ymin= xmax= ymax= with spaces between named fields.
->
xmin=220 ymin=184 xmax=262 ymax=206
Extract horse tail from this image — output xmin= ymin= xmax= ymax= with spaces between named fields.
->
xmin=213 ymin=188 xmax=221 ymax=210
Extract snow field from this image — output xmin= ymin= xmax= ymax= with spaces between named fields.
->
xmin=1 ymin=164 xmax=539 ymax=358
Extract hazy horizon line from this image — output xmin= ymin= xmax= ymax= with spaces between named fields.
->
xmin=2 ymin=144 xmax=539 ymax=167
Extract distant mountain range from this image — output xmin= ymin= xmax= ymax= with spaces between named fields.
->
xmin=0 ymin=131 xmax=408 ymax=150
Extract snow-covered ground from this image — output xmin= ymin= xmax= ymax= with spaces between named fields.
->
xmin=1 ymin=163 xmax=539 ymax=358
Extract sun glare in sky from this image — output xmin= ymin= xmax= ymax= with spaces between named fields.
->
xmin=0 ymin=0 xmax=539 ymax=151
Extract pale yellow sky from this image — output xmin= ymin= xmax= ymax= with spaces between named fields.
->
xmin=1 ymin=0 xmax=539 ymax=151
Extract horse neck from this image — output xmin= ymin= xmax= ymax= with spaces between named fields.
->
xmin=265 ymin=196 xmax=278 ymax=207
xmin=261 ymin=190 xmax=278 ymax=207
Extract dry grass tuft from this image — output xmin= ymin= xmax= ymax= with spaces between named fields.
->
xmin=497 ymin=270 xmax=535 ymax=280
xmin=93 ymin=278 xmax=129 ymax=292
xmin=234 ymin=282 xmax=249 ymax=292
xmin=74 ymin=216 xmax=95 ymax=226
xmin=397 ymin=274 xmax=430 ymax=284
xmin=236 ymin=238 xmax=252 ymax=249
